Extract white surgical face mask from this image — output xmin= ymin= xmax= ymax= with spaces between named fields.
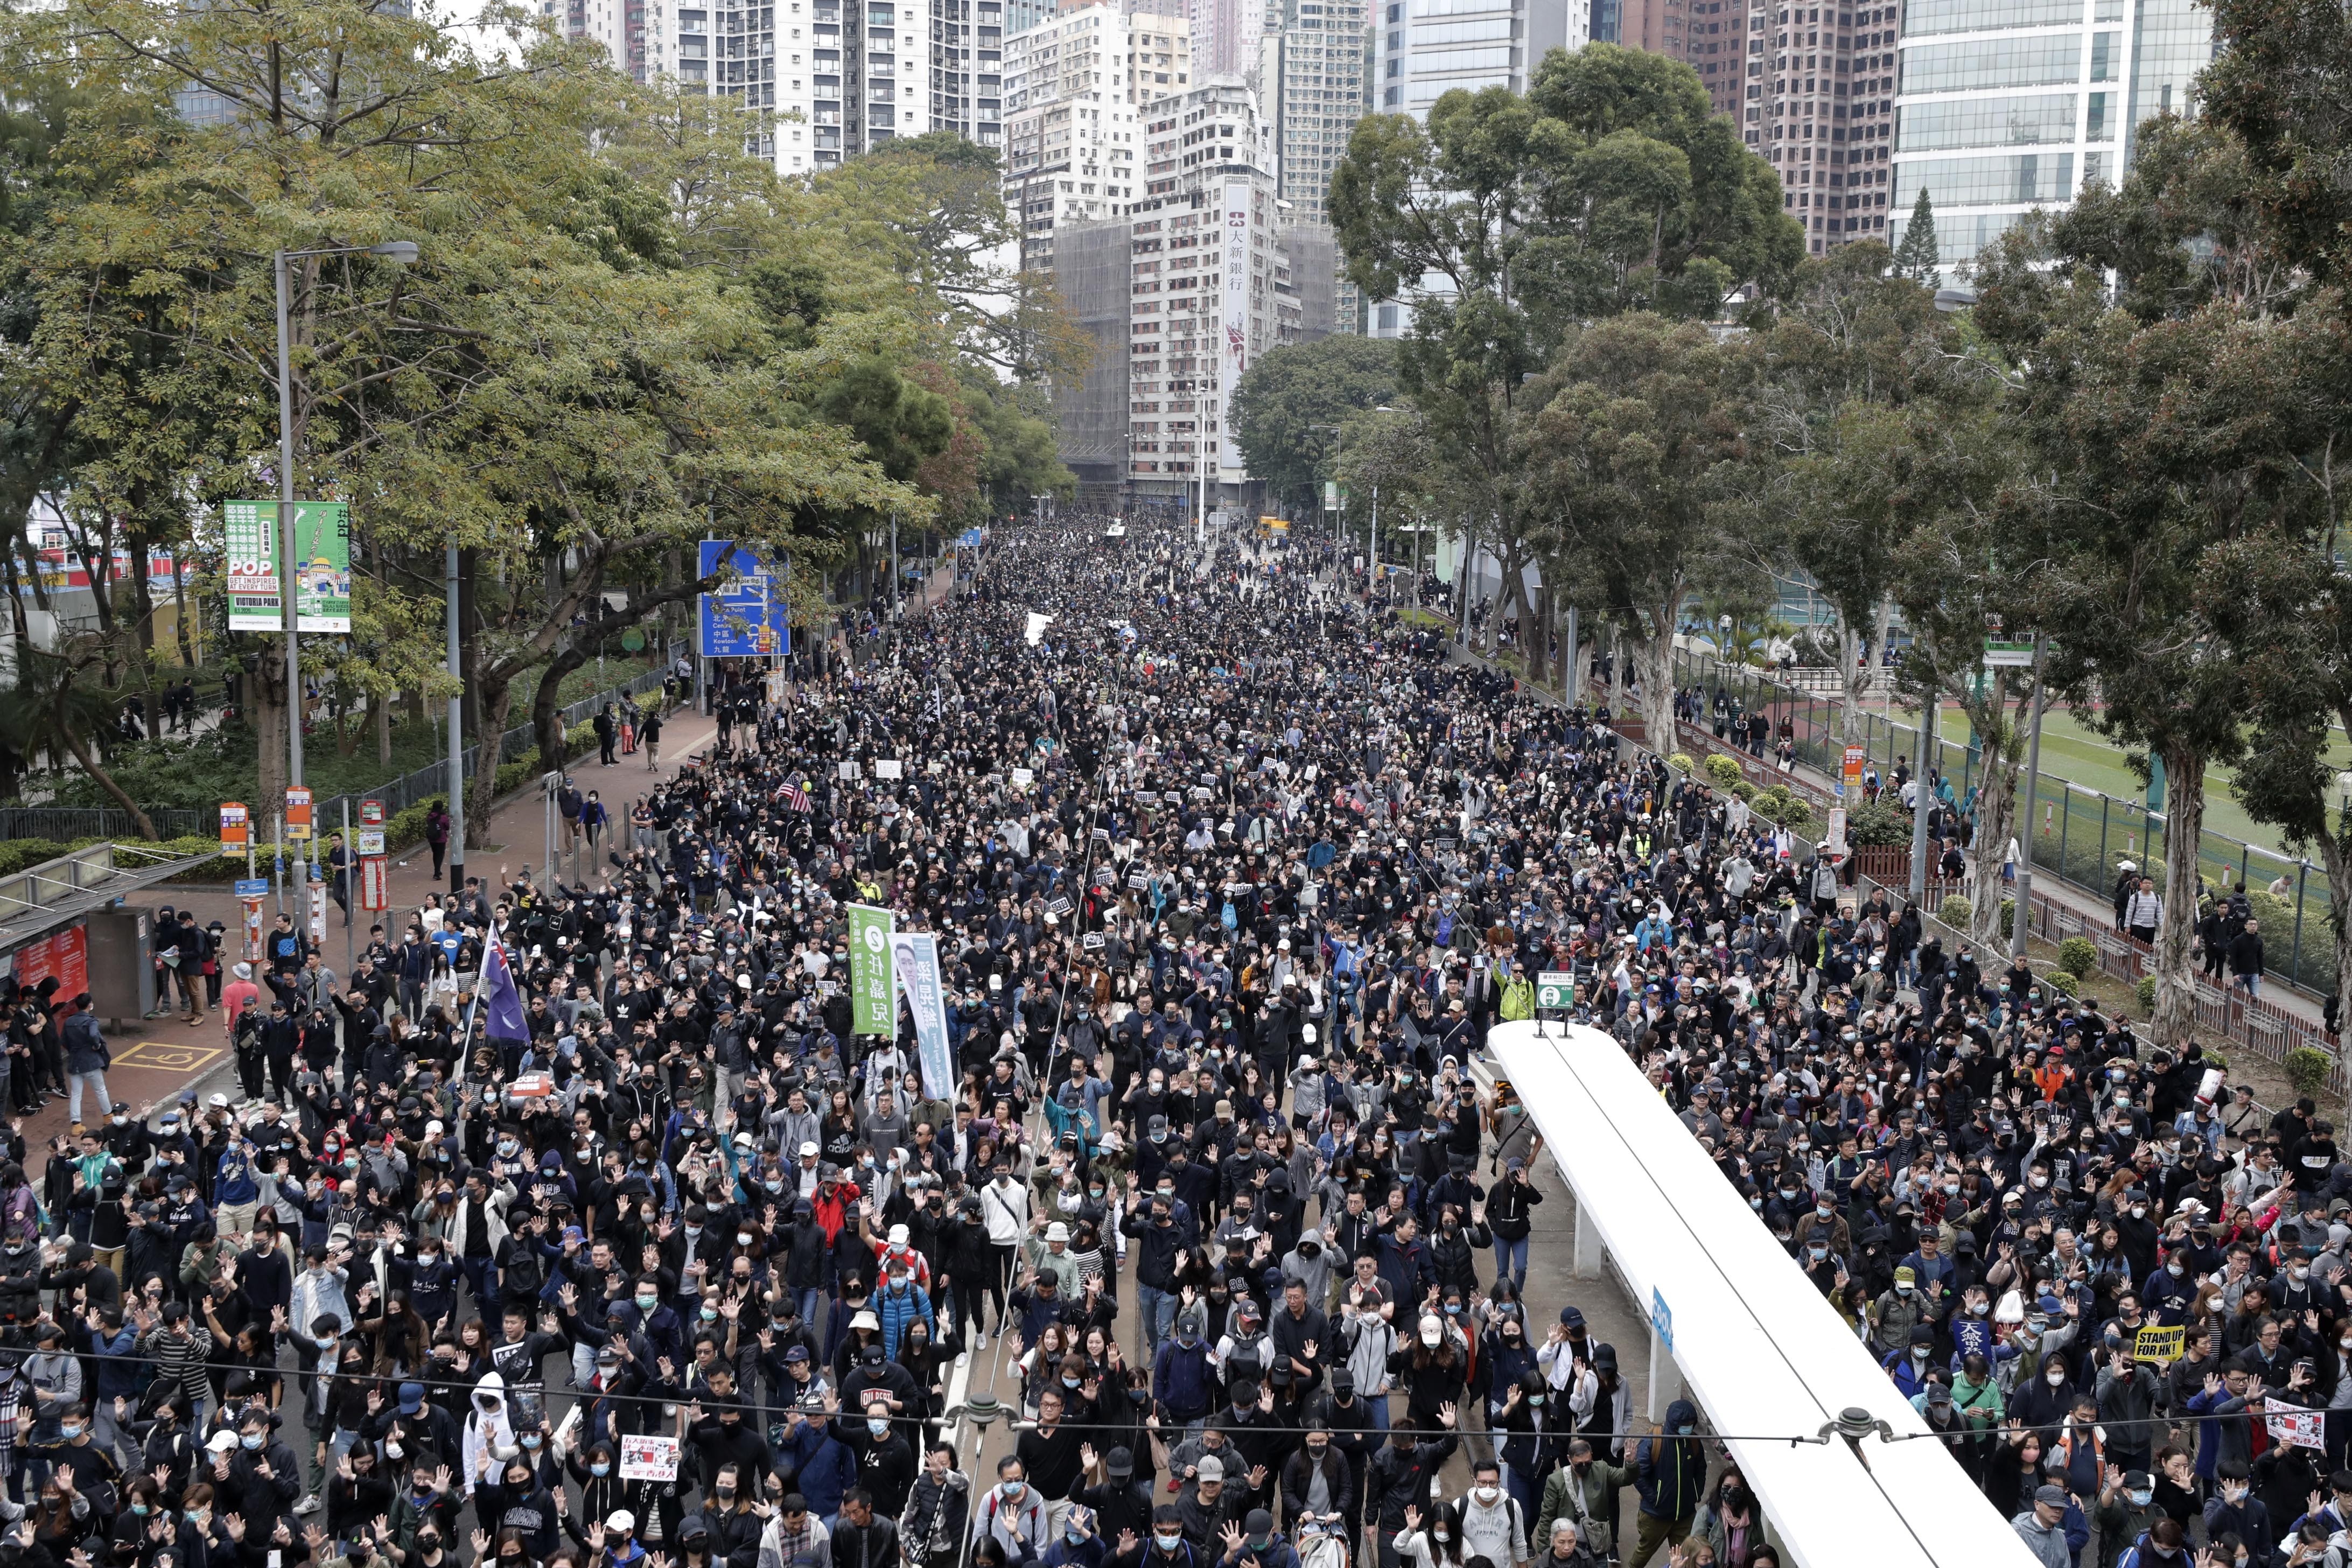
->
xmin=2047 ymin=1370 xmax=2065 ymax=1386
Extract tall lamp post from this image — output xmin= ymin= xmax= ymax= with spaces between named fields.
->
xmin=274 ymin=237 xmax=419 ymax=789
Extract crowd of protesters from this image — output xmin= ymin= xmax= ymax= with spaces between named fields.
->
xmin=0 ymin=515 xmax=2333 ymax=1568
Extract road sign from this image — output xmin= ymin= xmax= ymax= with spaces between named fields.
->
xmin=220 ymin=803 xmax=249 ymax=856
xmin=356 ymin=829 xmax=385 ymax=857
xmin=1536 ymin=970 xmax=1575 ymax=1010
xmin=234 ymin=878 xmax=270 ymax=899
xmin=359 ymin=857 xmax=389 ymax=912
xmin=284 ymin=786 xmax=313 ymax=842
xmin=1839 ymin=744 xmax=1864 ymax=800
xmin=697 ymin=540 xmax=792 ymax=659
xmin=360 ymin=799 xmax=383 ymax=827
xmin=1984 ymin=640 xmax=2036 ymax=668
xmin=1651 ymin=1287 xmax=1674 ymax=1353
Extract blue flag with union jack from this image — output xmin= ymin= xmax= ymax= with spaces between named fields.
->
xmin=481 ymin=937 xmax=529 ymax=1042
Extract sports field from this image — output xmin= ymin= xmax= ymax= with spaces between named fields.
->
xmin=1886 ymin=702 xmax=2352 ymax=862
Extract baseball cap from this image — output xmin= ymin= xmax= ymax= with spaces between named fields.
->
xmin=1196 ymin=1455 xmax=1224 ymax=1482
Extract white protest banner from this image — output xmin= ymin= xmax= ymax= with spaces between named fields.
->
xmin=875 ymin=759 xmax=904 ymax=779
xmin=619 ymin=1434 xmax=680 ymax=1481
xmin=2270 ymin=1408 xmax=2326 ymax=1452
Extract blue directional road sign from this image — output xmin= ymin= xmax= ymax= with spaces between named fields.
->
xmin=698 ymin=541 xmax=791 ymax=657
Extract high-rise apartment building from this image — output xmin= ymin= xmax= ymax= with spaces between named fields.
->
xmin=1748 ymin=0 xmax=1897 ymax=254
xmin=1373 ymin=0 xmax=1580 ymax=117
xmin=1889 ymin=0 xmax=2209 ymax=271
xmin=1125 ymin=78 xmax=1309 ymax=505
xmin=930 ymin=0 xmax=1007 ymax=146
xmin=1258 ymin=0 xmax=1363 ymax=226
xmin=547 ymin=0 xmax=933 ymax=171
xmin=1004 ymin=5 xmax=1193 ymax=269
xmin=1259 ymin=0 xmax=1366 ymax=326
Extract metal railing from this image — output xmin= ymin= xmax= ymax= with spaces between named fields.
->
xmin=1442 ymin=637 xmax=2350 ymax=1092
xmin=1673 ymin=649 xmax=2340 ymax=1004
xmin=0 ymin=646 xmax=684 ymax=846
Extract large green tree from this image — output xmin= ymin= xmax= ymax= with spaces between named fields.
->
xmin=1229 ymin=336 xmax=1397 ymax=514
xmin=1327 ymin=44 xmax=1800 ymax=691
xmin=1974 ymin=120 xmax=2317 ymax=1045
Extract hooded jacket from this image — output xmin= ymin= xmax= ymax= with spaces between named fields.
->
xmin=1633 ymin=1401 xmax=1704 ymax=1523
xmin=461 ymin=1373 xmax=518 ymax=1495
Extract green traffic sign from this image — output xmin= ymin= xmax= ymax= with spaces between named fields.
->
xmin=1537 ymin=970 xmax=1574 ymax=1009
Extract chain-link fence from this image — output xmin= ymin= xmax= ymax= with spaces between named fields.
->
xmin=1675 ymin=649 xmax=2339 ymax=1000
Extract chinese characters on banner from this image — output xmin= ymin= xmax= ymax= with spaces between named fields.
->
xmin=8 ymin=922 xmax=88 ymax=1003
xmin=223 ymin=501 xmax=353 ymax=634
xmin=1220 ymin=180 xmax=1251 ymax=475
xmin=2270 ymin=1408 xmax=2325 ymax=1451
xmin=617 ymin=1435 xmax=679 ymax=1482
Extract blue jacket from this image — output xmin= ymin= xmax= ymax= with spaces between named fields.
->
xmin=214 ymin=1149 xmax=260 ymax=1207
xmin=1634 ymin=1400 xmax=1705 ymax=1523
xmin=1153 ymin=1336 xmax=1215 ymax=1420
xmin=876 ymin=1279 xmax=934 ymax=1357
xmin=87 ymin=1326 xmax=141 ymax=1398
xmin=775 ymin=1421 xmax=857 ymax=1517
xmin=62 ymin=1012 xmax=108 ymax=1075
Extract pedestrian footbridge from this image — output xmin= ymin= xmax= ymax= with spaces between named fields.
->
xmin=1489 ymin=1020 xmax=2036 ymax=1568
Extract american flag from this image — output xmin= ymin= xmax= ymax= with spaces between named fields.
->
xmin=783 ymin=778 xmax=811 ymax=813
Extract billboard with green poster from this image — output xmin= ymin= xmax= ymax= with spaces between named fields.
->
xmin=224 ymin=500 xmax=352 ymax=634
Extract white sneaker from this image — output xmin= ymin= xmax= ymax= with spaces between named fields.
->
xmin=956 ymin=1350 xmax=970 ymax=1368
xmin=974 ymin=1332 xmax=988 ymax=1350
xmin=295 ymin=1496 xmax=321 ymax=1515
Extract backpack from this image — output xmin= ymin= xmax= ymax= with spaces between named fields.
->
xmin=1499 ymin=977 xmax=1535 ymax=1022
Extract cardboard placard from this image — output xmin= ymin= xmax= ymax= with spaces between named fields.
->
xmin=2270 ymin=1408 xmax=2326 ymax=1452
xmin=876 ymin=759 xmax=904 ymax=780
xmin=619 ymin=1434 xmax=680 ymax=1481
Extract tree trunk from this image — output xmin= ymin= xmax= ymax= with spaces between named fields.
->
xmin=2152 ymin=739 xmax=2207 ymax=1052
xmin=465 ymin=674 xmax=513 ymax=851
xmin=128 ymin=541 xmax=160 ymax=738
xmin=1839 ymin=620 xmax=1866 ymax=744
xmin=534 ymin=642 xmax=590 ymax=772
xmin=1636 ymin=605 xmax=1680 ymax=754
xmin=65 ymin=729 xmax=157 ymax=839
xmin=1959 ymin=676 xmax=2025 ymax=947
xmin=171 ymin=550 xmax=195 ymax=670
xmin=377 ymin=694 xmax=393 ymax=767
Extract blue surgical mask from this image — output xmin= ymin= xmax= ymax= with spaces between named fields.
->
xmin=591 ymin=1464 xmax=611 ymax=1478
xmin=869 ymin=1417 xmax=891 ymax=1438
xmin=241 ymin=1433 xmax=264 ymax=1451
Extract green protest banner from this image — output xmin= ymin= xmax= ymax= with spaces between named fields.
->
xmin=849 ymin=904 xmax=895 ymax=1037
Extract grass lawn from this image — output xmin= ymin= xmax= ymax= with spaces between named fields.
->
xmin=1886 ymin=701 xmax=2351 ymax=858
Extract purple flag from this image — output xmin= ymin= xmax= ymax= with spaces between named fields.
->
xmin=481 ymin=937 xmax=528 ymax=1042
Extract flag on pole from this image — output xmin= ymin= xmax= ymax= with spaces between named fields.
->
xmin=481 ymin=936 xmax=529 ymax=1042
xmin=783 ymin=779 xmax=810 ymax=813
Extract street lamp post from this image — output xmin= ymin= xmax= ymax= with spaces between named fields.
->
xmin=2010 ymin=632 xmax=2049 ymax=965
xmin=273 ymin=237 xmax=419 ymax=790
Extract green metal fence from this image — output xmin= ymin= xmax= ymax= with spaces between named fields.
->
xmin=1675 ymin=650 xmax=2339 ymax=1000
